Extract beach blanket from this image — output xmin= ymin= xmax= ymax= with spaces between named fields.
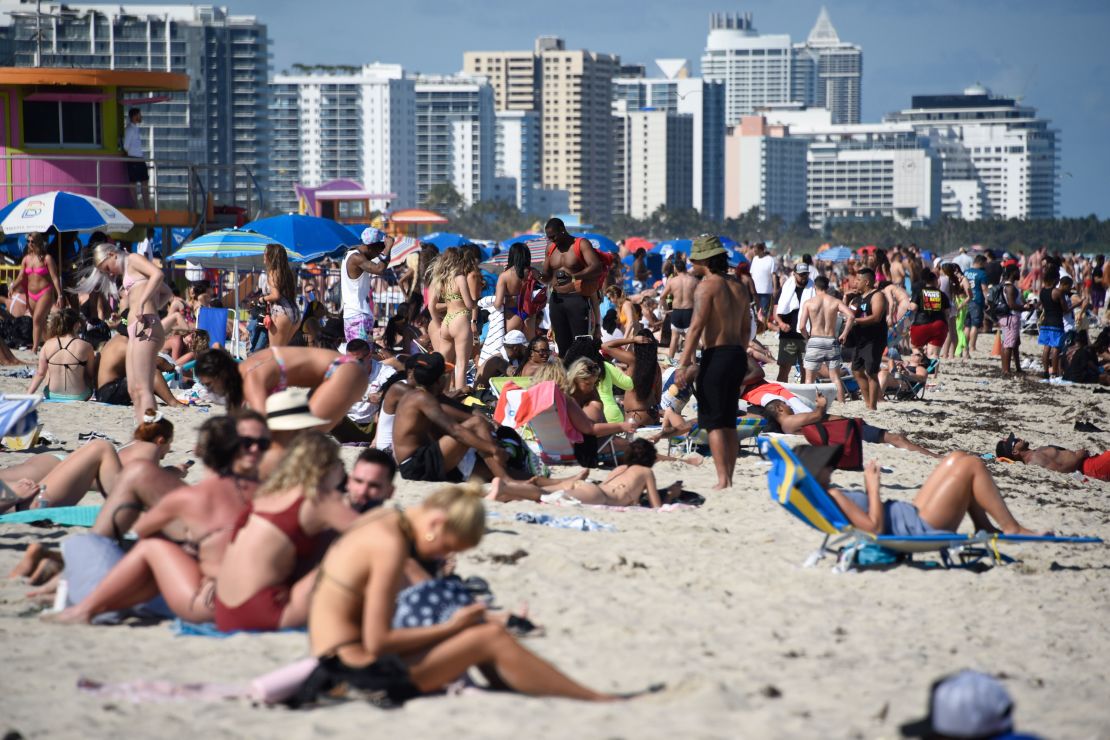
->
xmin=477 ymin=295 xmax=504 ymax=366
xmin=171 ymin=619 xmax=306 ymax=638
xmin=0 ymin=505 xmax=100 ymax=527
xmin=514 ymin=512 xmax=617 ymax=532
xmin=540 ymin=497 xmax=697 ymax=513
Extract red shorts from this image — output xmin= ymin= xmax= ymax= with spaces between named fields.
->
xmin=910 ymin=319 xmax=947 ymax=348
xmin=1081 ymin=450 xmax=1110 ymax=481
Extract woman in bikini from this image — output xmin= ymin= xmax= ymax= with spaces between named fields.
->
xmin=519 ymin=336 xmax=553 ymax=377
xmin=486 ymin=438 xmax=677 ymax=508
xmin=603 ymin=330 xmax=662 ymax=425
xmin=263 ymin=243 xmax=300 ymax=347
xmin=431 ymin=249 xmax=477 ymax=391
xmin=46 ymin=417 xmax=261 ymax=625
xmin=78 ymin=242 xmax=172 ymax=425
xmin=494 ymin=242 xmax=539 ymax=338
xmin=11 ymin=231 xmax=63 ymax=350
xmin=304 ymin=484 xmax=619 ymax=702
xmin=160 ymin=284 xmax=193 ymax=334
xmin=194 ymin=345 xmax=369 ymax=432
xmin=214 ymin=432 xmax=357 ymax=632
xmin=27 ymin=308 xmax=95 ymax=401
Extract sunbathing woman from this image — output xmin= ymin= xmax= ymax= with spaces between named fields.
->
xmin=487 ymin=439 xmax=679 ymax=508
xmin=531 ymin=363 xmax=639 ymax=440
xmin=47 ymin=417 xmax=260 ymax=624
xmin=796 ymin=445 xmax=1046 ymax=537
xmin=195 ymin=345 xmax=369 ymax=432
xmin=26 ymin=308 xmax=96 ymax=401
xmin=304 ymin=484 xmax=619 ymax=702
xmin=603 ymin=330 xmax=662 ymax=425
xmin=214 ymin=432 xmax=357 ymax=632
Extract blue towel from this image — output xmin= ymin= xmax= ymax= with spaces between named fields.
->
xmin=514 ymin=512 xmax=617 ymax=532
xmin=0 ymin=505 xmax=101 ymax=526
xmin=171 ymin=619 xmax=306 ymax=638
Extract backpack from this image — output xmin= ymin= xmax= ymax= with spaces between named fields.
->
xmin=986 ymin=283 xmax=1010 ymax=320
xmin=517 ymin=269 xmax=547 ymax=318
xmin=800 ymin=418 xmax=864 ymax=471
xmin=547 ymin=238 xmax=615 ymax=295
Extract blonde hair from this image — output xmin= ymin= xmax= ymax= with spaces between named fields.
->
xmin=431 ymin=248 xmax=464 ymax=296
xmin=423 ymin=483 xmax=486 ymax=548
xmin=258 ymin=431 xmax=341 ymax=500
xmin=45 ymin=308 xmax=81 ymax=340
xmin=532 ymin=361 xmax=570 ymax=393
xmin=72 ymin=243 xmax=125 ymax=298
xmin=565 ymin=357 xmax=601 ymax=395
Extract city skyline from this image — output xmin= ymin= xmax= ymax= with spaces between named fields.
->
xmin=222 ymin=0 xmax=1107 ymax=219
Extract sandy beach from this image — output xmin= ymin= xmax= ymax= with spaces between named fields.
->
xmin=1 ymin=334 xmax=1108 ymax=739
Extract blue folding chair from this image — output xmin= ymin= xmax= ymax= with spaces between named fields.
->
xmin=759 ymin=435 xmax=1102 ymax=571
xmin=197 ymin=307 xmax=229 ymax=349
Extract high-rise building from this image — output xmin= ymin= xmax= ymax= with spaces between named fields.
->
xmin=613 ymin=106 xmax=693 ymax=219
xmin=413 ymin=74 xmax=495 ymax=207
xmin=465 ymin=37 xmax=619 ymax=221
xmin=885 ymin=85 xmax=1059 ymax=219
xmin=701 ymin=10 xmax=862 ymax=126
xmin=269 ymin=64 xmax=416 ymax=213
xmin=724 ymin=117 xmax=808 ymax=222
xmin=612 ymin=59 xmax=726 ymax=220
xmin=0 ymin=1 xmax=271 ymax=208
xmin=795 ymin=7 xmax=862 ymax=125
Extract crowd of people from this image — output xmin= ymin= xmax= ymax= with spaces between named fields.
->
xmin=0 ymin=219 xmax=1107 ymax=708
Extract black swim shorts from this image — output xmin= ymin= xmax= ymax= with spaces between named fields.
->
xmin=695 ymin=345 xmax=747 ymax=431
xmin=860 ymin=421 xmax=886 ymax=444
xmin=127 ymin=161 xmax=149 ymax=183
xmin=670 ymin=308 xmax=693 ymax=332
xmin=851 ymin=336 xmax=885 ymax=376
xmin=398 ymin=443 xmax=463 ymax=483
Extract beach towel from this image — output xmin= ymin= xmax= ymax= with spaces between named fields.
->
xmin=0 ymin=505 xmax=100 ymax=527
xmin=171 ymin=618 xmax=306 ymax=638
xmin=514 ymin=512 xmax=617 ymax=532
xmin=477 ymin=295 xmax=504 ymax=366
xmin=0 ymin=392 xmax=42 ymax=438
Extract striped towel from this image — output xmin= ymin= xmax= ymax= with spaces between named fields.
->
xmin=478 ymin=295 xmax=504 ymax=366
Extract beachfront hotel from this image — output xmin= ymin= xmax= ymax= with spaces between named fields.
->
xmin=0 ymin=0 xmax=271 ymax=207
xmin=465 ymin=37 xmax=620 ymax=223
xmin=885 ymin=86 xmax=1060 ymax=220
xmin=269 ymin=64 xmax=417 ymax=214
xmin=612 ymin=101 xmax=694 ymax=220
xmin=413 ymin=74 xmax=496 ymax=208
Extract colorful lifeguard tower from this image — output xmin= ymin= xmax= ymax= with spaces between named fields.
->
xmin=0 ymin=67 xmax=266 ymax=242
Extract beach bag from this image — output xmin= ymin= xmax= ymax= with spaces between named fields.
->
xmin=517 ymin=269 xmax=547 ymax=319
xmin=801 ymin=418 xmax=864 ymax=471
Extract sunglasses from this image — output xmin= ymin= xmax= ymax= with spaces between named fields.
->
xmin=532 ymin=347 xmax=551 ymax=355
xmin=238 ymin=436 xmax=272 ymax=452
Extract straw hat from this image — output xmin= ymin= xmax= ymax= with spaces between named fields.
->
xmin=265 ymin=388 xmax=329 ymax=431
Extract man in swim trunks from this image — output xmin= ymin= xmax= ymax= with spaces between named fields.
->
xmin=849 ymin=267 xmax=888 ymax=411
xmin=675 ymin=234 xmax=751 ymax=490
xmin=392 ymin=353 xmax=510 ymax=482
xmin=341 ymin=227 xmax=394 ymax=342
xmin=996 ymin=433 xmax=1110 ymax=481
xmin=659 ymin=254 xmax=697 ymax=360
xmin=541 ymin=217 xmax=605 ymax=355
xmin=773 ymin=263 xmax=815 ymax=382
xmin=798 ymin=275 xmax=855 ymax=402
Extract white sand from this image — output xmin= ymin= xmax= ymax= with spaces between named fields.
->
xmin=1 ymin=337 xmax=1108 ymax=739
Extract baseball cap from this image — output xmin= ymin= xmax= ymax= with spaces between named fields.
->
xmin=361 ymin=227 xmax=386 ymax=246
xmin=901 ymin=671 xmax=1018 ymax=739
xmin=794 ymin=263 xmax=811 ymax=275
xmin=265 ymin=388 xmax=330 ymax=432
xmin=503 ymin=330 xmax=527 ymax=346
xmin=409 ymin=352 xmax=446 ymax=388
xmin=689 ymin=234 xmax=726 ymax=261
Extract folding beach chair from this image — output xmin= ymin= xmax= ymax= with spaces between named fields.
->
xmin=489 ymin=375 xmax=534 ymax=400
xmin=758 ymin=435 xmax=1102 ymax=571
xmin=668 ymin=416 xmax=767 ymax=458
xmin=494 ymin=380 xmax=579 ymax=464
xmin=197 ymin=307 xmax=229 ymax=349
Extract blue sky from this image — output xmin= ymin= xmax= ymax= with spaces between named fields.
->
xmin=232 ymin=0 xmax=1108 ymax=217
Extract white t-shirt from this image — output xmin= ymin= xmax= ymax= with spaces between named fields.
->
xmin=347 ymin=360 xmax=397 ymax=424
xmin=750 ymin=255 xmax=776 ymax=295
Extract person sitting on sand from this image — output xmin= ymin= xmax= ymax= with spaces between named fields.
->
xmin=878 ymin=349 xmax=929 ymax=397
xmin=27 ymin=308 xmax=96 ymax=401
xmin=795 ymin=445 xmax=1046 ymax=538
xmin=46 ymin=417 xmax=262 ymax=624
xmin=602 ymin=330 xmax=662 ymax=425
xmin=93 ymin=331 xmax=183 ymax=408
xmin=560 ymin=336 xmax=633 ymax=424
xmin=214 ymin=432 xmax=357 ymax=632
xmin=304 ymin=484 xmax=629 ymax=703
xmin=486 ymin=439 xmax=679 ymax=508
xmin=195 ymin=346 xmax=369 ymax=433
xmin=996 ymin=433 xmax=1110 ymax=482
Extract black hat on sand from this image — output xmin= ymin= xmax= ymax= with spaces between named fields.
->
xmin=996 ymin=433 xmax=1017 ymax=460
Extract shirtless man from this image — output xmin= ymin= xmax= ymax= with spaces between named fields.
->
xmin=798 ymin=275 xmax=855 ymax=402
xmin=391 ymin=352 xmax=510 ymax=482
xmin=997 ymin=433 xmax=1110 ymax=481
xmin=541 ymin=217 xmax=604 ymax=354
xmin=675 ymin=235 xmax=751 ymax=490
xmin=94 ymin=332 xmax=182 ymax=408
xmin=659 ymin=254 xmax=697 ymax=359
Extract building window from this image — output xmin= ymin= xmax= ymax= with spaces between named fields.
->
xmin=23 ymin=100 xmax=102 ymax=147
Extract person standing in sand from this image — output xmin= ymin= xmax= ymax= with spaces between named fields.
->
xmin=675 ymin=235 xmax=751 ymax=490
xmin=798 ymin=275 xmax=855 ymax=403
xmin=541 ymin=217 xmax=604 ymax=354
xmin=341 ymin=228 xmax=394 ymax=343
xmin=848 ymin=267 xmax=887 ymax=411
xmin=659 ymin=254 xmax=697 ymax=360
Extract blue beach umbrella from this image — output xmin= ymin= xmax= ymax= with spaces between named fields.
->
xmin=652 ymin=239 xmax=692 ymax=258
xmin=573 ymin=232 xmax=618 ymax=254
xmin=815 ymin=245 xmax=853 ymax=263
xmin=243 ymin=214 xmax=359 ymax=261
xmin=421 ymin=232 xmax=475 ymax=250
xmin=0 ymin=191 xmax=133 ymax=235
xmin=499 ymin=234 xmax=544 ymax=250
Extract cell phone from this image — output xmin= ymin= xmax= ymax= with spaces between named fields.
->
xmin=183 ymin=460 xmax=195 ymax=468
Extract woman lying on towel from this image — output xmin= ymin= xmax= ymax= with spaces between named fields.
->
xmin=46 ymin=417 xmax=261 ymax=624
xmin=795 ymin=445 xmax=1047 ymax=538
xmin=0 ymin=412 xmax=177 ymax=513
xmin=303 ymin=484 xmax=626 ymax=704
xmin=486 ymin=439 xmax=681 ymax=508
xmin=195 ymin=345 xmax=369 ymax=433
xmin=213 ymin=432 xmax=357 ymax=632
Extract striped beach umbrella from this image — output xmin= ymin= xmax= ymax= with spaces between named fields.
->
xmin=483 ymin=236 xmax=549 ymax=269
xmin=168 ymin=229 xmax=304 ymax=270
xmin=0 ymin=191 xmax=133 ymax=235
xmin=387 ymin=236 xmax=422 ymax=267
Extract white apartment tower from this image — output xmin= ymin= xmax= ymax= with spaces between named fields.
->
xmin=724 ymin=117 xmax=808 ymax=222
xmin=885 ymin=86 xmax=1059 ymax=219
xmin=269 ymin=64 xmax=416 ymax=213
xmin=494 ymin=110 xmax=540 ymax=212
xmin=413 ymin=75 xmax=495 ymax=207
xmin=613 ymin=104 xmax=694 ymax=219
xmin=795 ymin=7 xmax=862 ymax=124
